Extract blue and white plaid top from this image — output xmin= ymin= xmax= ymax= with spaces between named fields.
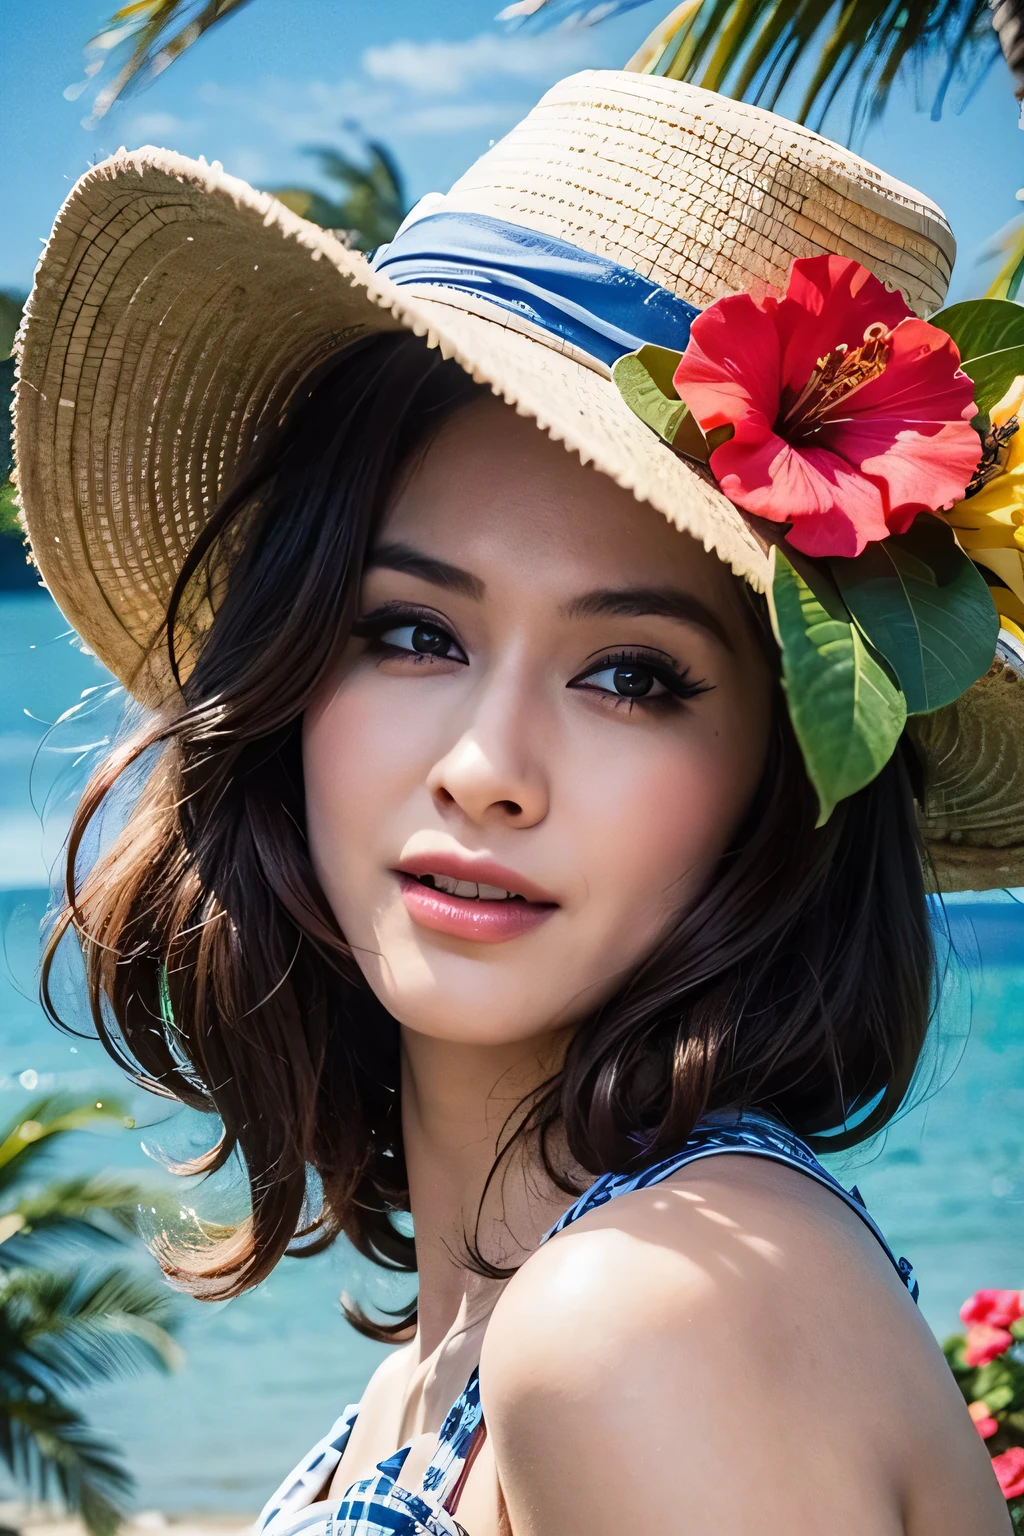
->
xmin=255 ymin=1109 xmax=917 ymax=1536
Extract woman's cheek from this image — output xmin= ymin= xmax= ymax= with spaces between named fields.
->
xmin=571 ymin=725 xmax=754 ymax=951
xmin=302 ymin=680 xmax=416 ymax=919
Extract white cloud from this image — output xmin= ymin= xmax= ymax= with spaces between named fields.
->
xmin=400 ymin=102 xmax=526 ymax=135
xmin=121 ymin=110 xmax=187 ymax=141
xmin=195 ymin=70 xmax=536 ymax=147
xmin=125 ymin=24 xmax=619 ymax=205
xmin=361 ymin=29 xmax=603 ymax=96
xmin=222 ymin=147 xmax=270 ymax=183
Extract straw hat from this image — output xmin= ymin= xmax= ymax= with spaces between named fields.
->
xmin=11 ymin=69 xmax=1021 ymax=890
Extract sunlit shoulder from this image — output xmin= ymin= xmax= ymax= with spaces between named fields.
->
xmin=479 ymin=1156 xmax=1009 ymax=1536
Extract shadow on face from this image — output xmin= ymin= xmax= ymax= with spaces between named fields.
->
xmin=303 ymin=395 xmax=774 ymax=1049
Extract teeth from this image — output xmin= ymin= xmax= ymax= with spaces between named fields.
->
xmin=418 ymin=874 xmax=518 ymax=901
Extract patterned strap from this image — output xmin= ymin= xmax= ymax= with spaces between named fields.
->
xmin=541 ymin=1108 xmax=918 ymax=1301
xmin=420 ymin=1367 xmax=484 ymax=1512
xmin=256 ymin=1403 xmax=360 ymax=1533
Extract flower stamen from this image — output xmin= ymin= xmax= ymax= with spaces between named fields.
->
xmin=966 ymin=414 xmax=1020 ymax=499
xmin=782 ymin=321 xmax=892 ymax=436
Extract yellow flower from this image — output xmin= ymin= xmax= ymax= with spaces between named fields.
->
xmin=945 ymin=374 xmax=1024 ymax=636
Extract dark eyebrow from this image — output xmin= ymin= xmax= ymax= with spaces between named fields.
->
xmin=365 ymin=541 xmax=485 ymax=600
xmin=564 ymin=587 xmax=733 ymax=651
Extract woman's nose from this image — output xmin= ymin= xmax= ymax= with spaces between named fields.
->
xmin=426 ymin=693 xmax=549 ymax=830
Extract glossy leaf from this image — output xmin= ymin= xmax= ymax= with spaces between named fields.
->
xmin=828 ymin=514 xmax=999 ymax=715
xmin=768 ymin=549 xmax=907 ymax=826
xmin=930 ymin=298 xmax=1024 ymax=414
xmin=611 ymin=344 xmax=689 ymax=445
xmin=966 ymin=344 xmax=1024 ymax=415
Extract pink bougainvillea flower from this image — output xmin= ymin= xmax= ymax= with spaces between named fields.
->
xmin=992 ymin=1447 xmax=1024 ymax=1500
xmin=965 ymin=1323 xmax=1015 ymax=1367
xmin=969 ymin=1401 xmax=999 ymax=1440
xmin=672 ymin=254 xmax=980 ymax=558
xmin=961 ymin=1289 xmax=1024 ymax=1329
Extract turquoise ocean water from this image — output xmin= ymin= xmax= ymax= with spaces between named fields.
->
xmin=1 ymin=590 xmax=1024 ymax=1513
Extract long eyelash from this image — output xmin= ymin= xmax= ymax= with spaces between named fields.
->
xmin=351 ymin=602 xmax=439 ymax=638
xmin=351 ymin=603 xmax=457 ymax=658
xmin=581 ymin=649 xmax=713 ymax=708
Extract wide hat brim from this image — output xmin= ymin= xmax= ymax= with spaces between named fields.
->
xmin=13 ymin=143 xmax=769 ymax=699
xmin=11 ymin=124 xmax=1024 ymax=893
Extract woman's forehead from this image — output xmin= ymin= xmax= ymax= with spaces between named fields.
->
xmin=378 ymin=396 xmax=736 ymax=606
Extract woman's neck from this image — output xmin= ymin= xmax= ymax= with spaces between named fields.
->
xmin=400 ymin=1025 xmax=576 ymax=1359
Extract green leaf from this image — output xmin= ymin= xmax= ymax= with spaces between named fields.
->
xmin=967 ymin=344 xmax=1024 ymax=416
xmin=768 ymin=549 xmax=907 ymax=826
xmin=3 ymin=1393 xmax=132 ymax=1536
xmin=611 ymin=344 xmax=689 ymax=445
xmin=975 ymin=1359 xmax=1015 ymax=1397
xmin=930 ymin=298 xmax=1024 ymax=415
xmin=828 ymin=514 xmax=998 ymax=715
xmin=0 ymin=1094 xmax=131 ymax=1191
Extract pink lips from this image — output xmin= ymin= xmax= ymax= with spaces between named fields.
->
xmin=395 ymin=854 xmax=558 ymax=945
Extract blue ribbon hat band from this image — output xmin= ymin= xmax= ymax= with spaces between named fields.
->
xmin=371 ymin=208 xmax=701 ymax=370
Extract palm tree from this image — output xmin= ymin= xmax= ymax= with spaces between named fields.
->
xmin=265 ymin=132 xmax=408 ymax=253
xmin=81 ymin=1 xmax=255 ymax=123
xmin=83 ymin=0 xmax=1024 ymax=129
xmin=0 ymin=1094 xmax=180 ymax=1535
xmin=507 ymin=0 xmax=1021 ymax=130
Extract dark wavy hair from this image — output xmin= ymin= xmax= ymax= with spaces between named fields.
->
xmin=42 ymin=330 xmax=936 ymax=1338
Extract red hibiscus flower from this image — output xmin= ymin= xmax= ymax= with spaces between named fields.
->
xmin=961 ymin=1289 xmax=1024 ymax=1330
xmin=965 ymin=1323 xmax=1014 ymax=1367
xmin=969 ymin=1401 xmax=999 ymax=1440
xmin=672 ymin=255 xmax=980 ymax=558
xmin=992 ymin=1447 xmax=1024 ymax=1500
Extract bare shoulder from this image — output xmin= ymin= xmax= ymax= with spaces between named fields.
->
xmin=485 ymin=1155 xmax=920 ymax=1375
xmin=481 ymin=1156 xmax=1009 ymax=1536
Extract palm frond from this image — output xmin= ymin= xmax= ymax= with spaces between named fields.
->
xmin=0 ymin=1267 xmax=182 ymax=1393
xmin=0 ymin=1095 xmax=131 ymax=1199
xmin=498 ymin=0 xmax=653 ymax=24
xmin=986 ymin=216 xmax=1024 ymax=300
xmin=0 ymin=1176 xmax=150 ymax=1269
xmin=505 ymin=0 xmax=1001 ymax=131
xmin=266 ymin=131 xmax=408 ymax=252
xmin=0 ymin=1395 xmax=131 ymax=1536
xmin=83 ymin=0 xmax=256 ymax=121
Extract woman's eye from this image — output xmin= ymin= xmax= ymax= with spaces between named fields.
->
xmin=379 ymin=622 xmax=461 ymax=659
xmin=579 ymin=663 xmax=668 ymax=699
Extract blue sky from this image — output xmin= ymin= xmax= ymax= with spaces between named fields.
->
xmin=1 ymin=0 xmax=1021 ymax=299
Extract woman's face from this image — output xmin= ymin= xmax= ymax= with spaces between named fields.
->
xmin=303 ymin=397 xmax=773 ymax=1047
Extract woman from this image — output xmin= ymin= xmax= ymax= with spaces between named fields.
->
xmin=13 ymin=66 xmax=1019 ymax=1535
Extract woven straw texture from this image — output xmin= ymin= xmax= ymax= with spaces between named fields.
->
xmin=15 ymin=69 xmax=1021 ymax=890
xmin=13 ymin=70 xmax=956 ymax=702
xmin=445 ymin=73 xmax=953 ymax=316
xmin=912 ymin=663 xmax=1024 ymax=892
